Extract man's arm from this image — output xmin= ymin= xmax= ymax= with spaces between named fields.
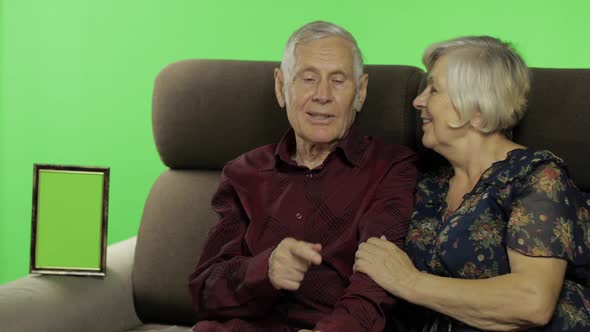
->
xmin=314 ymin=152 xmax=418 ymax=332
xmin=188 ymin=169 xmax=283 ymax=321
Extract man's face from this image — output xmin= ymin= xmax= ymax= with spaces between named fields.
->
xmin=275 ymin=37 xmax=368 ymax=146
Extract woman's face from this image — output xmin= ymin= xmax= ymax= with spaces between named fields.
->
xmin=413 ymin=56 xmax=465 ymax=151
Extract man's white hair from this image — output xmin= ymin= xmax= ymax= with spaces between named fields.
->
xmin=280 ymin=21 xmax=364 ymax=88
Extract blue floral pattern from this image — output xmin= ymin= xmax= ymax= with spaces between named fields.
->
xmin=406 ymin=149 xmax=590 ymax=331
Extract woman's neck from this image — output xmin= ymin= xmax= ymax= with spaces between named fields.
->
xmin=443 ymin=131 xmax=525 ymax=187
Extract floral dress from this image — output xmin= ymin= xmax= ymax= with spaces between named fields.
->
xmin=405 ymin=149 xmax=590 ymax=331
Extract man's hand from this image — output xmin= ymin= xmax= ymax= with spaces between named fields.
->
xmin=269 ymin=238 xmax=322 ymax=291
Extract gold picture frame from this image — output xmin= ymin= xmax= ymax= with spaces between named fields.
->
xmin=30 ymin=164 xmax=110 ymax=276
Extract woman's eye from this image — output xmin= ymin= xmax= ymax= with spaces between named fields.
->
xmin=303 ymin=77 xmax=315 ymax=82
xmin=430 ymin=86 xmax=438 ymax=94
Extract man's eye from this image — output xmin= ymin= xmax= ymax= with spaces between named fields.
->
xmin=332 ymin=79 xmax=344 ymax=84
xmin=430 ymin=86 xmax=438 ymax=93
xmin=303 ymin=77 xmax=316 ymax=82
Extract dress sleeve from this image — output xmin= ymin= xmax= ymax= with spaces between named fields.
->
xmin=188 ymin=166 xmax=282 ymax=321
xmin=507 ymin=162 xmax=590 ymax=265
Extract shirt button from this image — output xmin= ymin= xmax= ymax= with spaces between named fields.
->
xmin=307 ymin=173 xmax=313 ymax=178
xmin=295 ymin=213 xmax=302 ymax=220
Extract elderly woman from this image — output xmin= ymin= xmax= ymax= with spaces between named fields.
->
xmin=354 ymin=36 xmax=590 ymax=331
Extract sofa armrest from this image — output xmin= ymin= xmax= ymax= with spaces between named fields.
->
xmin=0 ymin=237 xmax=142 ymax=332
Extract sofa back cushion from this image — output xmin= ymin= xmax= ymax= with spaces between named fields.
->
xmin=514 ymin=68 xmax=590 ymax=191
xmin=134 ymin=60 xmax=425 ymax=324
xmin=150 ymin=60 xmax=424 ymax=169
xmin=133 ymin=170 xmax=219 ymax=325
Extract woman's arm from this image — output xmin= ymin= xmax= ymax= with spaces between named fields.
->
xmin=355 ymin=239 xmax=566 ymax=330
xmin=410 ymin=248 xmax=566 ymax=330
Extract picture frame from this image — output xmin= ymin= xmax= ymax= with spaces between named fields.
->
xmin=30 ymin=164 xmax=110 ymax=277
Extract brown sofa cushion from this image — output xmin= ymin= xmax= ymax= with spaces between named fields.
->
xmin=514 ymin=68 xmax=590 ymax=191
xmin=133 ymin=170 xmax=220 ymax=326
xmin=151 ymin=60 xmax=424 ymax=170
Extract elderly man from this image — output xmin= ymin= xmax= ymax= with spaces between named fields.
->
xmin=189 ymin=21 xmax=417 ymax=332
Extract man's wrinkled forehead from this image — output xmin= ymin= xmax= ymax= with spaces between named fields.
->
xmin=291 ymin=37 xmax=355 ymax=73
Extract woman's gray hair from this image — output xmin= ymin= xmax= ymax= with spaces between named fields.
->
xmin=280 ymin=21 xmax=364 ymax=88
xmin=423 ymin=36 xmax=530 ymax=133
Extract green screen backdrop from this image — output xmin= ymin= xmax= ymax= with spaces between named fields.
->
xmin=1 ymin=0 xmax=589 ymax=284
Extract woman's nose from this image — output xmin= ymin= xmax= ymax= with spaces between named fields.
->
xmin=413 ymin=89 xmax=428 ymax=111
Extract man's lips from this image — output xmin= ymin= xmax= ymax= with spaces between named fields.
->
xmin=306 ymin=112 xmax=335 ymax=121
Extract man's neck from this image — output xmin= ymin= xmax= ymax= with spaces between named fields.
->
xmin=293 ymin=138 xmax=339 ymax=170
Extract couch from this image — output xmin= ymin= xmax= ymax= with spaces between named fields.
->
xmin=1 ymin=59 xmax=589 ymax=332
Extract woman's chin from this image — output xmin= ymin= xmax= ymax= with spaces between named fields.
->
xmin=421 ymin=136 xmax=434 ymax=149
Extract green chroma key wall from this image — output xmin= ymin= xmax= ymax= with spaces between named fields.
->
xmin=1 ymin=0 xmax=589 ymax=284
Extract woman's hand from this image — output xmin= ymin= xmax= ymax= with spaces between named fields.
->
xmin=354 ymin=236 xmax=420 ymax=299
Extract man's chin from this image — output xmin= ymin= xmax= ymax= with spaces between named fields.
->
xmin=295 ymin=129 xmax=342 ymax=145
xmin=303 ymin=135 xmax=340 ymax=146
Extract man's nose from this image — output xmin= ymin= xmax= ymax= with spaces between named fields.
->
xmin=312 ymin=79 xmax=332 ymax=104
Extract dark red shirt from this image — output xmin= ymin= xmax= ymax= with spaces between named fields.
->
xmin=189 ymin=126 xmax=417 ymax=332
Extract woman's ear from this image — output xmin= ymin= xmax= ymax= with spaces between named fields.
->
xmin=469 ymin=111 xmax=484 ymax=129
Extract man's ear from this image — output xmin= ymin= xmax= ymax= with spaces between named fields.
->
xmin=355 ymin=73 xmax=369 ymax=112
xmin=274 ymin=68 xmax=286 ymax=108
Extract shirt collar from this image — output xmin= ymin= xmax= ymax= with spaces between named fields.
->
xmin=261 ymin=122 xmax=366 ymax=171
